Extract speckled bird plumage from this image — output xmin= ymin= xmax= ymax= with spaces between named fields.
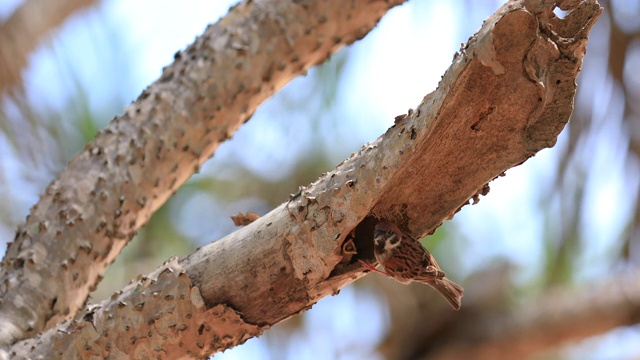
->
xmin=363 ymin=220 xmax=464 ymax=310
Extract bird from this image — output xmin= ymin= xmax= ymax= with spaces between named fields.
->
xmin=359 ymin=220 xmax=464 ymax=310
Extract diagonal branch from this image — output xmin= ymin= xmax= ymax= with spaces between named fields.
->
xmin=6 ymin=0 xmax=602 ymax=358
xmin=0 ymin=0 xmax=406 ymax=346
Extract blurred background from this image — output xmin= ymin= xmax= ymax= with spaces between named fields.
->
xmin=1 ymin=0 xmax=639 ymax=359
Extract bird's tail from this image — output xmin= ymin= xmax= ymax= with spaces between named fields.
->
xmin=429 ymin=277 xmax=464 ymax=310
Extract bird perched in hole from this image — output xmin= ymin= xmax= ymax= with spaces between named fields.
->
xmin=359 ymin=220 xmax=464 ymax=310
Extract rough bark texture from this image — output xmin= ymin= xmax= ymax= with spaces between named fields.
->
xmin=8 ymin=258 xmax=261 ymax=359
xmin=0 ymin=0 xmax=406 ymax=346
xmin=0 ymin=0 xmax=96 ymax=94
xmin=3 ymin=0 xmax=601 ymax=358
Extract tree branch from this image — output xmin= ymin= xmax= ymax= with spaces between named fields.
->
xmin=0 ymin=0 xmax=96 ymax=94
xmin=4 ymin=0 xmax=602 ymax=357
xmin=429 ymin=270 xmax=640 ymax=360
xmin=0 ymin=0 xmax=406 ymax=346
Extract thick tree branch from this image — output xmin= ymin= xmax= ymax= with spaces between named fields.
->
xmin=428 ymin=270 xmax=640 ymax=360
xmin=375 ymin=265 xmax=640 ymax=360
xmin=0 ymin=0 xmax=96 ymax=94
xmin=0 ymin=0 xmax=406 ymax=346
xmin=5 ymin=1 xmax=601 ymax=357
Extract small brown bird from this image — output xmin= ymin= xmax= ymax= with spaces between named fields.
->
xmin=359 ymin=220 xmax=464 ymax=310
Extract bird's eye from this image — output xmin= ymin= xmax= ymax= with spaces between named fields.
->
xmin=388 ymin=232 xmax=400 ymax=245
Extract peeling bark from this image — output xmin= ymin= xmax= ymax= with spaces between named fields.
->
xmin=0 ymin=0 xmax=406 ymax=346
xmin=3 ymin=1 xmax=602 ymax=358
